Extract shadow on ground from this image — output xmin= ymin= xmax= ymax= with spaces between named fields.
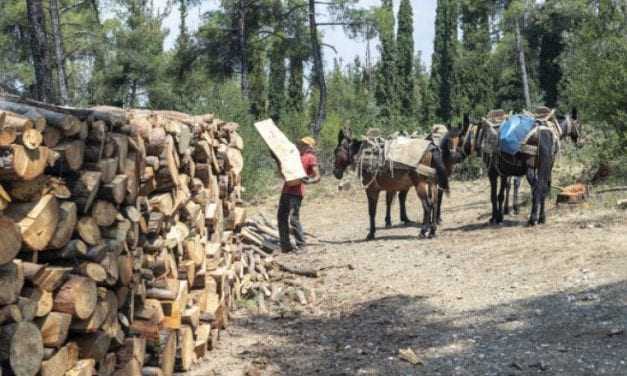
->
xmin=230 ymin=281 xmax=627 ymax=375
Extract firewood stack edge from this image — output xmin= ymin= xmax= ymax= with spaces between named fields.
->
xmin=0 ymin=97 xmax=247 ymax=376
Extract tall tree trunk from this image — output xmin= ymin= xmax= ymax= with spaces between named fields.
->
xmin=515 ymin=18 xmax=531 ymax=109
xmin=238 ymin=2 xmax=250 ymax=98
xmin=49 ymin=0 xmax=69 ymax=105
xmin=26 ymin=0 xmax=54 ymax=103
xmin=308 ymin=0 xmax=326 ymax=138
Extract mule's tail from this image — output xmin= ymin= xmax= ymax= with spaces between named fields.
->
xmin=537 ymin=128 xmax=554 ymax=195
xmin=432 ymin=148 xmax=450 ymax=196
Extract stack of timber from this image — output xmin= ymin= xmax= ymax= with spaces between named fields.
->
xmin=0 ymin=97 xmax=247 ymax=376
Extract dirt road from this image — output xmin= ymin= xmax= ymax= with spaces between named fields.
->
xmin=193 ymin=178 xmax=627 ymax=376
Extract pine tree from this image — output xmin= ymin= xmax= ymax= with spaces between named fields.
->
xmin=268 ymin=38 xmax=286 ymax=121
xmin=396 ymin=0 xmax=414 ymax=115
xmin=457 ymin=0 xmax=493 ymax=118
xmin=429 ymin=0 xmax=458 ymax=123
xmin=374 ymin=0 xmax=397 ymax=122
xmin=285 ymin=0 xmax=308 ymax=113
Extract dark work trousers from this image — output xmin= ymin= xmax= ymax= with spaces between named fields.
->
xmin=278 ymin=193 xmax=305 ymax=251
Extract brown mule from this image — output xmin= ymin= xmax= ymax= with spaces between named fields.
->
xmin=333 ymin=128 xmax=450 ymax=240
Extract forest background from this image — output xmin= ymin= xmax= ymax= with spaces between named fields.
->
xmin=1 ymin=0 xmax=625 ymax=196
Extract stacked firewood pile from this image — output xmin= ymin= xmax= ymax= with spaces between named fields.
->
xmin=0 ymin=98 xmax=246 ymax=376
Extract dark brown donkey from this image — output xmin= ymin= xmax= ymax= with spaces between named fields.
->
xmin=387 ymin=123 xmax=468 ymax=225
xmin=333 ymin=128 xmax=450 ymax=239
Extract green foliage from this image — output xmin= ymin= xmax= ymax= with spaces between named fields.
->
xmin=560 ymin=0 xmax=627 ymax=151
xmin=374 ymin=0 xmax=398 ymax=123
xmin=430 ymin=0 xmax=459 ymax=123
xmin=396 ymin=0 xmax=414 ymax=115
xmin=456 ymin=0 xmax=493 ymax=119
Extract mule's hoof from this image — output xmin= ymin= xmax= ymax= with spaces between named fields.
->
xmin=504 ymin=209 xmax=510 ymax=216
xmin=385 ymin=223 xmax=392 ymax=229
xmin=527 ymin=219 xmax=537 ymax=227
xmin=366 ymin=233 xmax=375 ymax=241
xmin=513 ymin=207 xmax=520 ymax=215
xmin=428 ymin=232 xmax=436 ymax=239
xmin=539 ymin=217 xmax=546 ymax=224
xmin=489 ymin=217 xmax=498 ymax=225
xmin=418 ymin=232 xmax=427 ymax=239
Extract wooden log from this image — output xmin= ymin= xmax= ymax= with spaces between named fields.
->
xmin=52 ymin=140 xmax=84 ymax=171
xmin=46 ymin=201 xmax=77 ymax=250
xmin=22 ymin=287 xmax=53 ymax=318
xmin=0 ymin=216 xmax=21 ymax=265
xmin=16 ymin=296 xmax=37 ymax=321
xmin=176 ymin=325 xmax=194 ymax=372
xmin=124 ymin=155 xmax=139 ymax=205
xmin=3 ymin=112 xmax=34 ymax=131
xmin=77 ymin=216 xmax=102 ymax=246
xmin=42 ymin=127 xmax=61 ymax=148
xmin=4 ymin=194 xmax=58 ymax=251
xmin=78 ymin=262 xmax=107 ymax=283
xmin=100 ymin=174 xmax=127 ymax=205
xmin=75 ymin=331 xmax=111 ymax=362
xmin=20 ymin=128 xmax=43 ymax=150
xmin=0 ymin=262 xmax=23 ymax=305
xmin=0 ymin=100 xmax=46 ymax=129
xmin=0 ymin=321 xmax=44 ymax=376
xmin=110 ymin=133 xmax=128 ymax=174
xmin=142 ymin=367 xmax=164 ymax=376
xmin=99 ymin=352 xmax=117 ymax=376
xmin=91 ymin=157 xmax=118 ymax=184
xmin=116 ymin=337 xmax=146 ymax=369
xmin=40 ymin=342 xmax=79 ymax=376
xmin=158 ymin=330 xmax=176 ymax=376
xmin=0 ymin=144 xmax=50 ymax=181
xmin=36 ymin=311 xmax=72 ymax=348
xmin=70 ymin=171 xmax=101 ymax=213
xmin=129 ymin=319 xmax=160 ymax=341
xmin=0 ymin=305 xmax=22 ymax=325
xmin=27 ymin=265 xmax=71 ymax=292
xmin=53 ymin=275 xmax=98 ymax=319
xmin=65 ymin=358 xmax=96 ymax=376
xmin=92 ymin=200 xmax=119 ymax=227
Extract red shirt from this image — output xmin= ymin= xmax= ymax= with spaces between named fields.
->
xmin=282 ymin=151 xmax=318 ymax=197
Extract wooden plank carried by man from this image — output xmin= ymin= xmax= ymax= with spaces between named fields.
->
xmin=254 ymin=119 xmax=307 ymax=185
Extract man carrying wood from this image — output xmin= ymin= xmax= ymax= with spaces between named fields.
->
xmin=278 ymin=137 xmax=320 ymax=252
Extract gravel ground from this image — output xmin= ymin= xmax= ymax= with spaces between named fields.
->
xmin=191 ymin=178 xmax=627 ymax=376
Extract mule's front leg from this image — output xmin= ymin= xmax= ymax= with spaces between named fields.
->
xmin=384 ymin=191 xmax=394 ymax=228
xmin=503 ymin=177 xmax=511 ymax=215
xmin=366 ymin=191 xmax=379 ymax=240
xmin=399 ymin=190 xmax=412 ymax=224
xmin=436 ymin=188 xmax=444 ymax=225
xmin=416 ymin=183 xmax=432 ymax=238
xmin=513 ymin=176 xmax=521 ymax=214
xmin=526 ymin=170 xmax=539 ymax=226
xmin=488 ymin=170 xmax=499 ymax=224
xmin=539 ymin=178 xmax=550 ymax=224
xmin=496 ymin=176 xmax=507 ymax=223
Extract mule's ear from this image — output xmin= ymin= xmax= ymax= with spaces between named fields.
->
xmin=463 ymin=113 xmax=470 ymax=128
xmin=338 ymin=129 xmax=345 ymax=144
xmin=571 ymin=107 xmax=578 ymax=120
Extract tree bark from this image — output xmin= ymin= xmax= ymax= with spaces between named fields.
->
xmin=515 ymin=18 xmax=531 ymax=110
xmin=26 ymin=0 xmax=54 ymax=103
xmin=48 ymin=0 xmax=69 ymax=104
xmin=308 ymin=0 xmax=326 ymax=137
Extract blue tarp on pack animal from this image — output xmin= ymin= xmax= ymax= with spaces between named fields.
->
xmin=499 ymin=114 xmax=536 ymax=155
